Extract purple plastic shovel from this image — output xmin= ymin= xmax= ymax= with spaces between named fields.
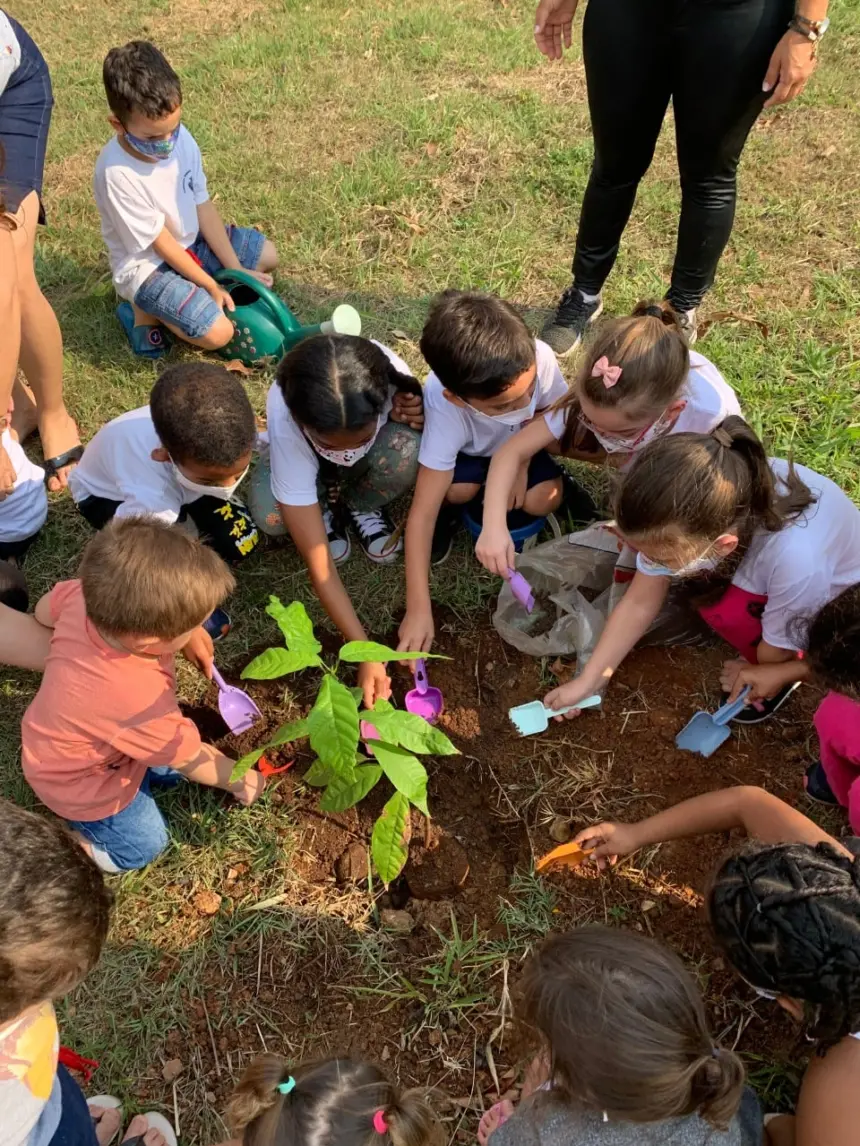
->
xmin=212 ymin=665 xmax=262 ymax=735
xmin=405 ymin=659 xmax=444 ymax=724
xmin=507 ymin=567 xmax=535 ymax=613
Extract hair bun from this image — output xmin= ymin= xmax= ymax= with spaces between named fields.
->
xmin=631 ymin=299 xmax=682 ymax=330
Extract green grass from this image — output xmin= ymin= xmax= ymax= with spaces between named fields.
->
xmin=5 ymin=0 xmax=860 ymax=1137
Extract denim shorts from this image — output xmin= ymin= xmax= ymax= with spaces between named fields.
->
xmin=65 ymin=767 xmax=183 ymax=872
xmin=452 ymin=448 xmax=561 ymax=489
xmin=0 ymin=17 xmax=53 ymax=219
xmin=133 ymin=225 xmax=266 ymax=339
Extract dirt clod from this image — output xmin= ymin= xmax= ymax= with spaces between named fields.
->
xmin=549 ymin=815 xmax=573 ymax=843
xmin=404 ymin=830 xmax=470 ymax=900
xmin=192 ymin=890 xmax=222 ymax=916
xmin=161 ymin=1058 xmax=183 ymax=1083
xmin=380 ymin=909 xmax=415 ymax=934
xmin=335 ymin=841 xmax=370 ymax=885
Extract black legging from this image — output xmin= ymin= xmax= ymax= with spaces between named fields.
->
xmin=572 ymin=0 xmax=794 ymax=311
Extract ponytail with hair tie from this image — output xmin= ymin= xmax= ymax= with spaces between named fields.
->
xmin=711 ymin=426 xmax=733 ymax=448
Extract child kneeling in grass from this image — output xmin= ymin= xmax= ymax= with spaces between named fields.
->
xmin=478 ymin=926 xmax=761 ymax=1146
xmin=22 ymin=517 xmax=264 ymax=873
xmin=225 ymin=1054 xmax=443 ymax=1146
xmin=0 ymin=797 xmax=169 ymax=1146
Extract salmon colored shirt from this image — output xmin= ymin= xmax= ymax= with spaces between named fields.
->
xmin=21 ymin=580 xmax=202 ymax=822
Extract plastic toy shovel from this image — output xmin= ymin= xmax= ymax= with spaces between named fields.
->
xmin=507 ymin=567 xmax=535 ymax=613
xmin=536 ymin=841 xmax=593 ymax=874
xmin=405 ymin=659 xmax=444 ymax=724
xmin=675 ymin=686 xmax=751 ymax=758
xmin=211 ymin=665 xmax=262 ymax=735
xmin=509 ymin=695 xmax=602 ymax=736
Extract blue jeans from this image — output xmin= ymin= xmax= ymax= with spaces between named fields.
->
xmin=0 ymin=17 xmax=53 ymax=219
xmin=43 ymin=1065 xmax=98 ymax=1146
xmin=133 ymin=225 xmax=266 ymax=339
xmin=65 ymin=768 xmax=183 ymax=872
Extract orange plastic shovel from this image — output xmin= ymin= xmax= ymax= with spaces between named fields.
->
xmin=535 ymin=841 xmax=593 ymax=873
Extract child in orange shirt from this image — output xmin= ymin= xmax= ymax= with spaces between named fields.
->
xmin=22 ymin=516 xmax=265 ymax=872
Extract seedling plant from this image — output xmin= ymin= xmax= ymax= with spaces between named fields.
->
xmin=230 ymin=597 xmax=459 ymax=884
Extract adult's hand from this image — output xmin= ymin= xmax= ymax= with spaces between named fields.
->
xmin=534 ymin=0 xmax=579 ymax=60
xmin=763 ymin=31 xmax=818 ymax=107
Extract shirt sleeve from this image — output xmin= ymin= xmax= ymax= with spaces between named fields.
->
xmin=535 ymin=340 xmax=570 ymax=409
xmin=543 ymin=407 xmax=566 ymax=443
xmin=114 ymin=495 xmax=180 ymax=525
xmin=100 ymin=169 xmax=166 ymax=254
xmin=108 ymin=705 xmax=202 ymax=768
xmin=761 ymin=563 xmax=828 ymax=651
xmin=266 ymin=386 xmax=321 ymax=506
xmin=417 ymin=380 xmax=465 ymax=471
xmin=48 ymin=580 xmax=80 ymax=625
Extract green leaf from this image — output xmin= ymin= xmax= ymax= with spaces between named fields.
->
xmin=350 ymin=686 xmax=365 ymax=706
xmin=303 ymin=757 xmax=334 ymax=787
xmin=320 ymin=765 xmax=383 ymax=813
xmin=339 ymin=641 xmax=445 ymax=664
xmin=372 ymin=742 xmax=429 ymax=815
xmin=308 ymin=675 xmax=360 ymax=772
xmin=266 ymin=597 xmax=322 ymax=656
xmin=229 ymin=748 xmax=265 ymax=784
xmin=268 ymin=718 xmax=309 ymax=747
xmin=369 ymin=705 xmax=459 ymax=756
xmin=372 ymin=792 xmax=411 ymax=885
xmin=241 ymin=647 xmax=321 ymax=680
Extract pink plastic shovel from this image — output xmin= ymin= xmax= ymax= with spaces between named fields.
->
xmin=405 ymin=659 xmax=444 ymax=724
xmin=507 ymin=567 xmax=535 ymax=613
xmin=212 ymin=665 xmax=262 ymax=735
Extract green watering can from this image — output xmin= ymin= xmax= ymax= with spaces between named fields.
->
xmin=213 ymin=268 xmax=362 ymax=367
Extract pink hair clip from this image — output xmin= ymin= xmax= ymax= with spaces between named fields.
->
xmin=373 ymin=1110 xmax=389 ymax=1134
xmin=591 ymin=356 xmax=622 ymax=388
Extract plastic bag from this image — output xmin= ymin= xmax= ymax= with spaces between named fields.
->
xmin=492 ymin=524 xmax=712 ymax=659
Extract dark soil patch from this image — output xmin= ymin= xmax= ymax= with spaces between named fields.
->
xmin=173 ymin=607 xmax=827 ymax=1130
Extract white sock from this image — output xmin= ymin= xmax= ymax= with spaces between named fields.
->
xmin=578 ymin=290 xmax=600 ymax=304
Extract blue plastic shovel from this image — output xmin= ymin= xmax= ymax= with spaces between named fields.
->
xmin=675 ymin=687 xmax=751 ymax=757
xmin=509 ymin=694 xmax=602 ymax=736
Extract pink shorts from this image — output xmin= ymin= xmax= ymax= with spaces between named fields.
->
xmin=814 ymin=690 xmax=860 ymax=833
xmin=697 ymin=584 xmax=767 ymax=663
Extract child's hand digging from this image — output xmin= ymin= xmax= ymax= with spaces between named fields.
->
xmin=358 ymin=660 xmax=392 ymax=709
xmin=573 ymin=821 xmax=641 ymax=869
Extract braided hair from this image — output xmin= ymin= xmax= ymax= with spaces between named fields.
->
xmin=709 ymin=840 xmax=860 ymax=1052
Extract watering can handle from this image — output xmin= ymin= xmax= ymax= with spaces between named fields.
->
xmin=213 ymin=268 xmax=298 ymax=342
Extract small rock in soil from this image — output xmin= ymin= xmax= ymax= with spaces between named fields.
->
xmin=549 ymin=815 xmax=573 ymax=843
xmin=162 ymin=1058 xmax=183 ymax=1083
xmin=335 ymin=841 xmax=369 ymax=885
xmin=380 ymin=909 xmax=415 ymax=934
xmin=404 ymin=832 xmax=470 ymax=900
xmin=381 ymin=1045 xmax=391 ymax=1062
xmin=641 ymin=899 xmax=657 ymax=913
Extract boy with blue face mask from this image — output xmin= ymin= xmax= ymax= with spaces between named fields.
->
xmin=69 ymin=362 xmax=259 ymax=572
xmin=397 ymin=290 xmax=595 ymax=658
xmin=93 ymin=40 xmax=278 ymax=358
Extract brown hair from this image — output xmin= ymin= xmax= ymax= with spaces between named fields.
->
xmin=0 ymin=800 xmax=112 ymax=1023
xmin=79 ymin=516 xmax=235 ymax=639
xmin=553 ymin=300 xmax=689 ymax=451
xmin=615 ymin=416 xmax=814 ymax=576
xmin=228 ymin=1056 xmax=443 ymax=1146
xmin=517 ymin=926 xmax=745 ymax=1129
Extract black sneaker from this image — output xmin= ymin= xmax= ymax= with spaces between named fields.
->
xmin=431 ymin=504 xmax=460 ymax=566
xmin=675 ymin=307 xmax=698 ymax=346
xmin=348 ymin=507 xmax=402 ymax=564
xmin=727 ymin=682 xmax=801 ymax=725
xmin=323 ymin=505 xmax=351 ymax=565
xmin=540 ymin=286 xmax=603 ymax=356
xmin=804 ymin=761 xmax=839 ymax=805
xmin=561 ymin=473 xmax=599 ymax=527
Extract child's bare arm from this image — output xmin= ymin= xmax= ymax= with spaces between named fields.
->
xmin=0 ymin=603 xmax=52 ymax=671
xmin=34 ymin=592 xmax=56 ymax=629
xmin=196 ymin=200 xmax=242 ymax=271
xmin=173 ymin=742 xmax=264 ymax=804
xmin=151 ymin=226 xmax=234 ymax=312
xmin=397 ymin=465 xmax=453 ymax=655
xmin=722 ymin=657 xmax=810 ymax=702
xmin=574 ymin=786 xmax=847 ymax=865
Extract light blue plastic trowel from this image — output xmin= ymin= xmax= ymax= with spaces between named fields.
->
xmin=675 ymin=687 xmax=751 ymax=757
xmin=509 ymin=694 xmax=602 ymax=736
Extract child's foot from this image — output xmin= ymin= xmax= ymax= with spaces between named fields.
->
xmin=804 ymin=761 xmax=839 ymax=806
xmin=727 ymin=682 xmax=801 ymax=725
xmin=323 ymin=505 xmax=351 ymax=565
xmin=540 ymin=285 xmax=603 ymax=357
xmin=122 ymin=1113 xmax=175 ymax=1146
xmin=478 ymin=1100 xmax=514 ymax=1146
xmin=348 ymin=507 xmax=402 ymax=564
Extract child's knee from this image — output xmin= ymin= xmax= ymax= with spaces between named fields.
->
xmin=523 ymin=476 xmax=564 ymax=515
xmin=257 ymin=238 xmax=278 ymax=273
xmin=445 ymin=482 xmax=481 ymax=506
xmin=198 ymin=313 xmax=235 ymax=351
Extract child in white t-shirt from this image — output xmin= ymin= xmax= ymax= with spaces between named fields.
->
xmin=0 ymin=427 xmax=47 ymax=561
xmin=69 ymin=361 xmax=259 ymax=569
xmin=94 ymin=40 xmax=277 ymax=358
xmin=476 ymin=300 xmax=741 ymax=577
xmin=247 ymin=334 xmax=424 ymax=708
xmin=544 ymin=417 xmax=860 ymax=728
xmin=398 ymin=290 xmax=595 ymax=657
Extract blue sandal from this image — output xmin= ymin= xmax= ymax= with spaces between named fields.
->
xmin=116 ymin=301 xmax=172 ymax=359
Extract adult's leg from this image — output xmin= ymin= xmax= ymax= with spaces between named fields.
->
xmin=668 ymin=0 xmax=794 ymax=311
xmin=571 ymin=0 xmax=674 ymax=295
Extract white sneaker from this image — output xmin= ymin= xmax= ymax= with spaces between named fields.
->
xmin=323 ymin=506 xmax=351 ymax=564
xmin=348 ymin=507 xmax=402 ymax=563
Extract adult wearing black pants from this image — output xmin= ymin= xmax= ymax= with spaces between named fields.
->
xmin=536 ymin=0 xmax=830 ymax=353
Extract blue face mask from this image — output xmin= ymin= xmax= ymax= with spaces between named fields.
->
xmin=125 ymin=125 xmax=180 ymax=159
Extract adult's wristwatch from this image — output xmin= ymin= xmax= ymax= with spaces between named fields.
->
xmin=788 ymin=14 xmax=830 ymax=42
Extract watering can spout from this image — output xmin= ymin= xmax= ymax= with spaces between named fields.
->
xmin=281 ymin=304 xmax=362 ymax=350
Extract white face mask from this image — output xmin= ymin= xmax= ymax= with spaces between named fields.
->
xmin=586 ymin=410 xmax=673 ymax=455
xmin=472 ymin=388 xmax=538 ymax=428
xmin=635 ymin=549 xmax=724 ymax=579
xmin=172 ymin=463 xmax=249 ymax=501
xmin=308 ymin=415 xmax=383 ymax=467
